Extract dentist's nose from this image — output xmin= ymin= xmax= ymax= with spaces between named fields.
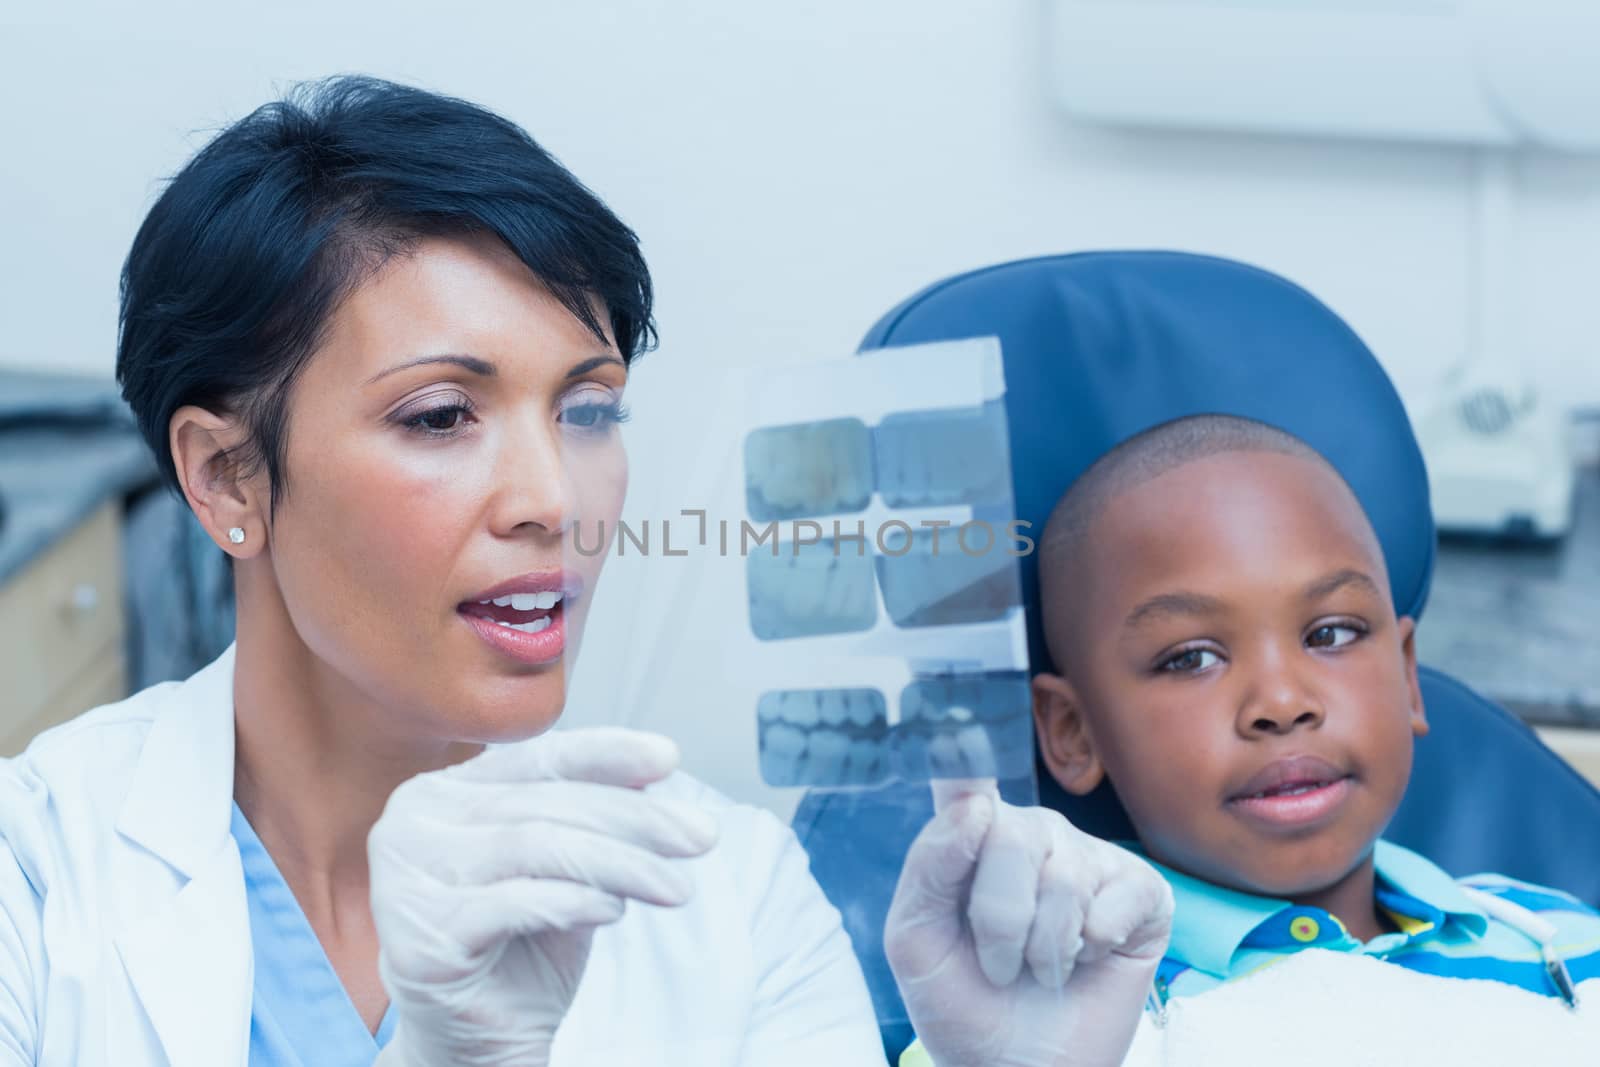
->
xmin=488 ymin=420 xmax=573 ymax=539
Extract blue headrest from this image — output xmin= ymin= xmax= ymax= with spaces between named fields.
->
xmin=860 ymin=250 xmax=1437 ymax=677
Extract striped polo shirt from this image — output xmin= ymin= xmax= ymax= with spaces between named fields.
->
xmin=1149 ymin=839 xmax=1600 ymax=1005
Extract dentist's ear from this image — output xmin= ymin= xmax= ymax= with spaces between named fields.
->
xmin=169 ymin=404 xmax=268 ymax=558
xmin=1032 ymin=672 xmax=1105 ymax=796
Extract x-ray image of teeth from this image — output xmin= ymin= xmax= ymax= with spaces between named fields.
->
xmin=874 ymin=529 xmax=1022 ymax=628
xmin=757 ymin=688 xmax=890 ymax=788
xmin=873 ymin=400 xmax=1011 ymax=508
xmin=893 ymin=676 xmax=1034 ymax=782
xmin=747 ymin=539 xmax=878 ymax=640
xmin=715 ymin=336 xmax=1033 ymax=794
xmin=744 ymin=418 xmax=874 ymax=521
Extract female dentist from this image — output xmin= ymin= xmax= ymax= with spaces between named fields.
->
xmin=0 ymin=75 xmax=893 ymax=1067
xmin=0 ymin=73 xmax=1153 ymax=1067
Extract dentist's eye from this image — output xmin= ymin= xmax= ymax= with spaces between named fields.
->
xmin=1158 ymin=647 xmax=1220 ymax=674
xmin=397 ymin=399 xmax=475 ymax=437
xmin=1307 ymin=623 xmax=1364 ymax=649
xmin=560 ymin=394 xmax=630 ymax=432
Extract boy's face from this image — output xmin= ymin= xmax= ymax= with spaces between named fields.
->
xmin=1033 ymin=450 xmax=1426 ymax=898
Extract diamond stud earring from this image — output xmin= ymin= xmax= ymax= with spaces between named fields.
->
xmin=228 ymin=527 xmax=246 ymax=545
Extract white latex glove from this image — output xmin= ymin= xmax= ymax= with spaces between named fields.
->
xmin=886 ymin=781 xmax=1173 ymax=1067
xmin=368 ymin=727 xmax=718 ymax=1067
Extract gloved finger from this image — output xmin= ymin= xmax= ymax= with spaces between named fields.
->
xmin=884 ymin=792 xmax=995 ymax=979
xmin=967 ymin=804 xmax=1049 ymax=987
xmin=446 ymin=727 xmax=679 ymax=788
xmin=419 ymin=822 xmax=699 ymax=906
xmin=1080 ymin=861 xmax=1175 ymax=963
xmin=929 ymin=777 xmax=999 ymax=816
xmin=446 ymin=880 xmax=627 ymax=957
xmin=434 ymin=779 xmax=719 ymax=858
xmin=1023 ymin=847 xmax=1088 ymax=991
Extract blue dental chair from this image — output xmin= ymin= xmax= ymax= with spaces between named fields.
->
xmin=792 ymin=251 xmax=1600 ymax=1063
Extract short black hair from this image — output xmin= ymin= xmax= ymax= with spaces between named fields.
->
xmin=117 ymin=74 xmax=655 ymax=512
xmin=1037 ymin=414 xmax=1364 ymax=667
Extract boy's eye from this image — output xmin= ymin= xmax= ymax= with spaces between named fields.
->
xmin=1158 ymin=648 xmax=1220 ymax=673
xmin=1307 ymin=623 xmax=1363 ymax=649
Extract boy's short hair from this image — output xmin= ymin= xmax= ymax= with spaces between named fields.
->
xmin=1037 ymin=414 xmax=1356 ymax=665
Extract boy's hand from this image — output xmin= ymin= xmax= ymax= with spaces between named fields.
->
xmin=886 ymin=782 xmax=1172 ymax=1067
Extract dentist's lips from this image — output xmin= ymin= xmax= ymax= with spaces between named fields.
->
xmin=457 ymin=571 xmax=584 ymax=666
xmin=1226 ymin=755 xmax=1354 ymax=831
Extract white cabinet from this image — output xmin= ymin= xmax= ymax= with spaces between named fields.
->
xmin=1048 ymin=1 xmax=1600 ymax=150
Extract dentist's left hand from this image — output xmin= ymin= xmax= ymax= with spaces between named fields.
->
xmin=887 ymin=782 xmax=1172 ymax=1067
xmin=368 ymin=727 xmax=719 ymax=1067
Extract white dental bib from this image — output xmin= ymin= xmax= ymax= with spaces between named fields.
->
xmin=1122 ymin=949 xmax=1600 ymax=1066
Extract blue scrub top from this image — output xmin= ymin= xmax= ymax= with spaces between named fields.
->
xmin=231 ymin=803 xmax=397 ymax=1066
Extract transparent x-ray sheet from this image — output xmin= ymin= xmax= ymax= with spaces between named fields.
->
xmin=558 ymin=338 xmax=1056 ymax=1045
xmin=563 ymin=336 xmax=1037 ymax=814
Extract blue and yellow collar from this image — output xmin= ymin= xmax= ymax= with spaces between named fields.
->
xmin=1128 ymin=839 xmax=1490 ymax=977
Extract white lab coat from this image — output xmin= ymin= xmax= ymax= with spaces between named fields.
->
xmin=0 ymin=646 xmax=885 ymax=1067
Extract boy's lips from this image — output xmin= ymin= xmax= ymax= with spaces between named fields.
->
xmin=1226 ymin=755 xmax=1354 ymax=831
xmin=1228 ymin=754 xmax=1349 ymax=801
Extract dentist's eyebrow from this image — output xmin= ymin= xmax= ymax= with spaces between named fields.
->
xmin=365 ymin=354 xmax=497 ymax=384
xmin=565 ymin=355 xmax=626 ymax=379
xmin=1124 ymin=591 xmax=1226 ymax=631
xmin=1303 ymin=568 xmax=1381 ymax=602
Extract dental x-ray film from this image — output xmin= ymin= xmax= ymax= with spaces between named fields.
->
xmin=576 ymin=336 xmax=1036 ymax=817
xmin=738 ymin=338 xmax=1033 ymax=796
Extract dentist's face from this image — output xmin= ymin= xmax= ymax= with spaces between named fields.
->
xmin=265 ymin=233 xmax=628 ymax=740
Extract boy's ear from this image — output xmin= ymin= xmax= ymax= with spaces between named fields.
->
xmin=1396 ymin=615 xmax=1428 ymax=738
xmin=1032 ymin=672 xmax=1105 ymax=796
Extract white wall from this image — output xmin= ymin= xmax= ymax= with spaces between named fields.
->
xmin=5 ymin=2 xmax=1599 ymax=404
xmin=4 ymin=0 xmax=1598 ymax=807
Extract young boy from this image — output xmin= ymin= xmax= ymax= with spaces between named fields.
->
xmin=893 ymin=414 xmax=1600 ymax=1066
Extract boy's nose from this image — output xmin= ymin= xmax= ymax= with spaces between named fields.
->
xmin=1237 ymin=658 xmax=1326 ymax=736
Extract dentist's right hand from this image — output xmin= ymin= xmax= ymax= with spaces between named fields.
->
xmin=368 ymin=727 xmax=718 ymax=1067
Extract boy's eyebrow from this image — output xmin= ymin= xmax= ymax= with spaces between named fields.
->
xmin=1122 ymin=569 xmax=1379 ymax=631
xmin=1124 ymin=591 xmax=1226 ymax=631
xmin=1303 ymin=568 xmax=1382 ymax=602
